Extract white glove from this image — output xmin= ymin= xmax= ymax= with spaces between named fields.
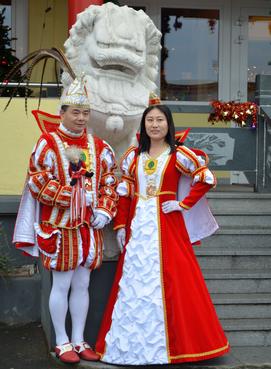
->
xmin=162 ymin=200 xmax=184 ymax=214
xmin=92 ymin=213 xmax=109 ymax=229
xmin=116 ymin=228 xmax=126 ymax=253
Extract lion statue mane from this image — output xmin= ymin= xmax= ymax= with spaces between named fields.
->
xmin=62 ymin=2 xmax=161 ymax=156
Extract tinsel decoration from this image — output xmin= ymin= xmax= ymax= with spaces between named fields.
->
xmin=208 ymin=100 xmax=258 ymax=128
xmin=65 ymin=145 xmax=93 ymax=225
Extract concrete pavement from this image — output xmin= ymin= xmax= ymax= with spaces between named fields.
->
xmin=1 ymin=322 xmax=271 ymax=369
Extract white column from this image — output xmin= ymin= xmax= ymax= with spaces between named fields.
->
xmin=11 ymin=0 xmax=28 ymax=59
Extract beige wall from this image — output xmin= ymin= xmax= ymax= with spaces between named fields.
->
xmin=0 ymin=98 xmax=60 ymax=195
xmin=173 ymin=112 xmax=225 ymax=128
xmin=28 ymin=0 xmax=68 ymax=84
xmin=0 ymin=2 xmax=68 ymax=194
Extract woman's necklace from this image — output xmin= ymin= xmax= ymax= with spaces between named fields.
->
xmin=144 ymin=157 xmax=158 ymax=175
xmin=142 ymin=146 xmax=170 ymax=197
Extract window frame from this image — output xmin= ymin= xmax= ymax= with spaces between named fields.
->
xmin=121 ymin=0 xmax=231 ymax=105
xmin=231 ymin=0 xmax=271 ymax=102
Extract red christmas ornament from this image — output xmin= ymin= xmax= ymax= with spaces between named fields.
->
xmin=208 ymin=100 xmax=258 ymax=128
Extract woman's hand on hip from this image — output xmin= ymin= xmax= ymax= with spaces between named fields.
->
xmin=162 ymin=200 xmax=184 ymax=214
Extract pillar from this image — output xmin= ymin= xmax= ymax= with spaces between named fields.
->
xmin=68 ymin=0 xmax=104 ymax=29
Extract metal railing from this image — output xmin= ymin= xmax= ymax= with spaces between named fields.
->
xmin=0 ymin=82 xmax=63 ymax=88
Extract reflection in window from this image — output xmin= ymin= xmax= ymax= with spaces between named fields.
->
xmin=0 ymin=1 xmax=11 ymax=36
xmin=248 ymin=16 xmax=271 ymax=101
xmin=161 ymin=8 xmax=219 ymax=102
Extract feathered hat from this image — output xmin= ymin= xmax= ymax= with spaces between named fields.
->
xmin=60 ymin=74 xmax=89 ymax=109
xmin=1 ymin=47 xmax=88 ymax=112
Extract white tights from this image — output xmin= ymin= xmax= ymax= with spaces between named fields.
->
xmin=49 ymin=266 xmax=91 ymax=346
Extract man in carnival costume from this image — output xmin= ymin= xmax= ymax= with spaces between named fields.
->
xmin=13 ymin=75 xmax=118 ymax=364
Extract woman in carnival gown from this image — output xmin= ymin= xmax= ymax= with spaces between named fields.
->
xmin=96 ymin=103 xmax=230 ymax=365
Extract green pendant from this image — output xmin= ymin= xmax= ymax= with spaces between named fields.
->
xmin=80 ymin=152 xmax=87 ymax=162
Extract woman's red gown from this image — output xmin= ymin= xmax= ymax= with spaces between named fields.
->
xmin=96 ymin=145 xmax=230 ymax=365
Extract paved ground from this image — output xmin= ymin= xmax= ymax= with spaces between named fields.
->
xmin=1 ymin=322 xmax=271 ymax=369
xmin=0 ymin=322 xmax=61 ymax=369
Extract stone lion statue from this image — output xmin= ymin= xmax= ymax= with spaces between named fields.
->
xmin=62 ymin=2 xmax=161 ymax=157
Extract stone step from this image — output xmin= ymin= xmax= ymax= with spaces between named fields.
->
xmin=212 ymin=293 xmax=271 ymax=304
xmin=195 ymin=248 xmax=271 ymax=256
xmin=201 ymin=227 xmax=271 ymax=248
xmin=197 ymin=255 xmax=271 ymax=269
xmin=195 ymin=248 xmax=271 ymax=269
xmin=215 ymin=214 xmax=271 ymax=227
xmin=222 ymin=318 xmax=271 ymax=331
xmin=207 ymin=192 xmax=271 ymax=200
xmin=214 ymin=227 xmax=271 ymax=234
xmin=203 ymin=270 xmax=271 ymax=293
xmin=221 ymin=318 xmax=271 ymax=346
xmin=212 ymin=293 xmax=271 ymax=319
xmin=207 ymin=192 xmax=271 ymax=213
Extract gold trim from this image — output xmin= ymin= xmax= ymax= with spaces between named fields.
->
xmin=61 ymin=104 xmax=90 ymax=109
xmin=176 ymin=161 xmax=192 ymax=176
xmin=157 ymin=155 xmax=171 ymax=193
xmin=157 ymin=197 xmax=170 ymax=362
xmin=119 ymin=146 xmax=136 ymax=169
xmin=113 ymin=224 xmax=126 ymax=231
xmin=37 ymin=112 xmax=60 ymax=124
xmin=61 ymin=229 xmax=65 ymax=271
xmin=42 ymin=220 xmax=88 ymax=230
xmin=50 ymin=132 xmax=69 ymax=184
xmin=192 ymin=166 xmax=207 ymax=177
xmin=28 ymin=169 xmax=51 ymax=175
xmin=97 ymin=206 xmax=113 ymax=217
xmin=135 ymin=191 xmax=176 ymax=200
xmin=68 ymin=229 xmax=73 ymax=270
xmin=179 ymin=201 xmax=190 ymax=210
xmin=170 ymin=341 xmax=230 ymax=360
xmin=180 ymin=146 xmax=201 ymax=168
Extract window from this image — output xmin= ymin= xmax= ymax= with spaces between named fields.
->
xmin=247 ymin=16 xmax=271 ymax=101
xmin=0 ymin=1 xmax=11 ymax=30
xmin=161 ymin=8 xmax=219 ymax=102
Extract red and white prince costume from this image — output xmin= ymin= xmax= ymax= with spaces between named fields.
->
xmin=96 ymin=113 xmax=230 ymax=364
xmin=13 ymin=77 xmax=118 ymax=363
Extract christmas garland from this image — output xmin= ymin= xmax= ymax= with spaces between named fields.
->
xmin=208 ymin=100 xmax=258 ymax=127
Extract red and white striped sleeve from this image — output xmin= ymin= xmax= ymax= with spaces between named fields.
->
xmin=28 ymin=136 xmax=72 ymax=208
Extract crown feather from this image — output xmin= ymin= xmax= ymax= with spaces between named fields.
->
xmin=2 ymin=47 xmax=76 ymax=113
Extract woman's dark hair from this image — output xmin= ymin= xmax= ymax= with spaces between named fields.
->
xmin=138 ymin=105 xmax=176 ymax=154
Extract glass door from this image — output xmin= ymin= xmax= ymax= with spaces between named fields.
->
xmin=160 ymin=7 xmax=220 ymax=102
xmin=237 ymin=7 xmax=271 ymax=101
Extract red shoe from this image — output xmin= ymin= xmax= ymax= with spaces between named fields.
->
xmin=74 ymin=342 xmax=100 ymax=361
xmin=55 ymin=342 xmax=80 ymax=364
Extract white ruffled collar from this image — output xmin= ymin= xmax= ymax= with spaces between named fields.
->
xmin=59 ymin=123 xmax=84 ymax=138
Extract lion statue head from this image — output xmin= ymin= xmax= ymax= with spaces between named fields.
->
xmin=62 ymin=2 xmax=161 ymax=153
